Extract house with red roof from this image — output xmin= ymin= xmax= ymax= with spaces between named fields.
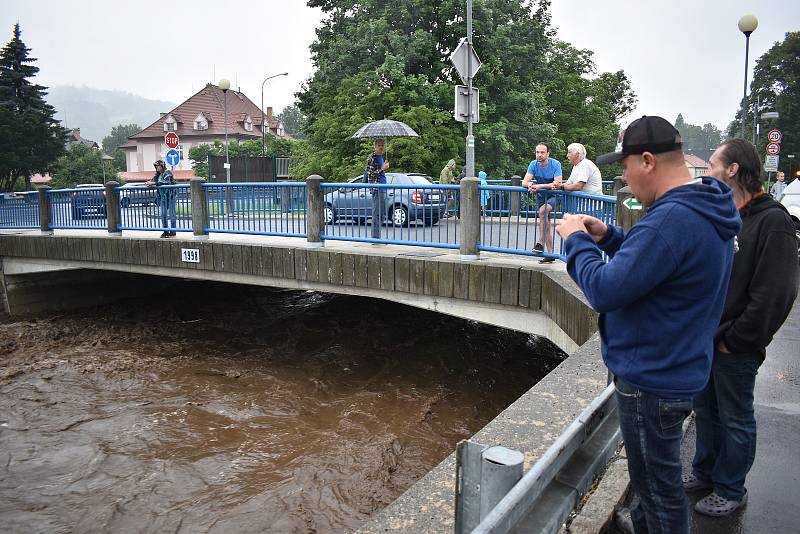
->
xmin=118 ymin=83 xmax=287 ymax=182
xmin=684 ymin=153 xmax=710 ymax=178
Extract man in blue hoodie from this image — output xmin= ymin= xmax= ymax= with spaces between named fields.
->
xmin=556 ymin=116 xmax=741 ymax=534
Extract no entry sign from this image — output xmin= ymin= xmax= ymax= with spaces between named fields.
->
xmin=164 ymin=132 xmax=180 ymax=149
xmin=766 ymin=143 xmax=781 ymax=155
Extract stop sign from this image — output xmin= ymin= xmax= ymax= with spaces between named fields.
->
xmin=164 ymin=132 xmax=180 ymax=149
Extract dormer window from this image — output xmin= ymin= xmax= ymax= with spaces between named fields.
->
xmin=243 ymin=115 xmax=253 ymax=132
xmin=194 ymin=113 xmax=208 ymax=131
xmin=163 ymin=115 xmax=177 ymax=132
xmin=277 ymin=124 xmax=284 ymax=137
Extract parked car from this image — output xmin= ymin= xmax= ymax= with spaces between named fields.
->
xmin=120 ymin=183 xmax=158 ymax=208
xmin=779 ymin=178 xmax=800 ymax=261
xmin=323 ymin=172 xmax=446 ymax=226
xmin=72 ymin=184 xmax=106 ymax=219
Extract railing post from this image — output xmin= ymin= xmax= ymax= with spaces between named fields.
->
xmin=460 ymin=177 xmax=480 ymax=259
xmin=306 ymin=174 xmax=324 ymax=247
xmin=191 ymin=178 xmax=209 ymax=240
xmin=479 ymin=447 xmax=525 ymax=518
xmin=37 ymin=186 xmax=52 ymax=235
xmin=510 ymin=175 xmax=521 ymax=216
xmin=616 ymin=184 xmax=646 ymax=232
xmin=105 ymin=181 xmax=121 ymax=236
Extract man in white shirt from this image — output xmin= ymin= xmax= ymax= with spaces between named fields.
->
xmin=555 ymin=143 xmax=603 ymax=195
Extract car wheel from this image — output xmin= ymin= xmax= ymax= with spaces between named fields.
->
xmin=324 ymin=204 xmax=336 ymax=225
xmin=391 ymin=205 xmax=409 ymax=227
xmin=424 ymin=217 xmax=439 ymax=227
xmin=120 ymin=197 xmax=130 ymax=208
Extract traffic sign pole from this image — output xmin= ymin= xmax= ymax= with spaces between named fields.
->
xmin=466 ymin=0 xmax=474 ymax=179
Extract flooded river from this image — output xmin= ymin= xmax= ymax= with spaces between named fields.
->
xmin=0 ymin=280 xmax=566 ymax=533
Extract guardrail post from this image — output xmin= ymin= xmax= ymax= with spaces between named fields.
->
xmin=191 ymin=178 xmax=209 ymax=240
xmin=480 ymin=447 xmax=525 ymax=518
xmin=105 ymin=181 xmax=121 ymax=236
xmin=37 ymin=186 xmax=52 ymax=235
xmin=460 ymin=177 xmax=480 ymax=259
xmin=306 ymin=175 xmax=324 ymax=247
xmin=510 ymin=175 xmax=521 ymax=216
xmin=616 ymin=184 xmax=646 ymax=232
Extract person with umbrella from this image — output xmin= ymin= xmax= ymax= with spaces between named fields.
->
xmin=352 ymin=119 xmax=420 ymax=239
xmin=365 ymin=138 xmax=390 ymax=238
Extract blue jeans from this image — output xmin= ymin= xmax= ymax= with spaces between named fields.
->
xmin=615 ymin=377 xmax=692 ymax=534
xmin=692 ymin=349 xmax=761 ymax=501
xmin=371 ymin=188 xmax=386 ymax=239
xmin=159 ymin=190 xmax=177 ymax=230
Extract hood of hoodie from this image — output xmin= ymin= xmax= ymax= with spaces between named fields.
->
xmin=478 ymin=171 xmax=487 ymax=181
xmin=650 ymin=176 xmax=741 ymax=241
xmin=447 ymin=159 xmax=456 ymax=167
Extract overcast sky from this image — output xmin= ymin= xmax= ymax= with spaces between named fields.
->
xmin=3 ymin=0 xmax=798 ymax=130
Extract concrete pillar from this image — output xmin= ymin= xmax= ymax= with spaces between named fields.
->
xmin=616 ymin=184 xmax=646 ymax=232
xmin=510 ymin=175 xmax=521 ymax=216
xmin=306 ymin=175 xmax=324 ymax=247
xmin=37 ymin=186 xmax=52 ymax=235
xmin=460 ymin=177 xmax=480 ymax=259
xmin=105 ymin=181 xmax=121 ymax=236
xmin=191 ymin=178 xmax=209 ymax=240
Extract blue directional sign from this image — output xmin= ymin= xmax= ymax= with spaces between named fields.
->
xmin=165 ymin=149 xmax=180 ymax=167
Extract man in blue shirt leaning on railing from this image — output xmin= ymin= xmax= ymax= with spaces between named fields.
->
xmin=556 ymin=116 xmax=741 ymax=534
xmin=521 ymin=142 xmax=562 ymax=263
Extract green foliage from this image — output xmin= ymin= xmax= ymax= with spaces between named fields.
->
xmin=674 ymin=114 xmax=721 ymax=157
xmin=277 ymin=104 xmax=307 ymax=139
xmin=49 ymin=143 xmax=118 ymax=188
xmin=298 ymin=0 xmax=636 ymax=181
xmin=728 ymin=31 xmax=800 ymax=173
xmin=0 ymin=23 xmax=67 ymax=191
xmin=102 ymin=123 xmax=141 ymax=169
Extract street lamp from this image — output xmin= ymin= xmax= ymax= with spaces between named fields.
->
xmin=101 ymin=153 xmax=114 ymax=182
xmin=738 ymin=14 xmax=758 ymax=138
xmin=218 ymin=78 xmax=231 ymax=183
xmin=261 ymin=72 xmax=289 ymax=156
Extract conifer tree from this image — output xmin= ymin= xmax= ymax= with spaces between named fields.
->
xmin=0 ymin=23 xmax=66 ymax=191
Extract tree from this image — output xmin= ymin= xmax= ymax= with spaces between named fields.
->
xmin=0 ymin=23 xmax=67 ymax=191
xmin=728 ymin=31 xmax=800 ymax=173
xmin=188 ymin=137 xmax=300 ymax=178
xmin=277 ymin=104 xmax=307 ymax=139
xmin=674 ymin=113 xmax=721 ymax=160
xmin=297 ymin=0 xmax=636 ymax=181
xmin=102 ymin=123 xmax=141 ymax=169
xmin=49 ymin=143 xmax=117 ymax=189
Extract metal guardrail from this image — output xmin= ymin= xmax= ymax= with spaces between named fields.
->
xmin=0 ymin=194 xmax=39 ymax=229
xmin=455 ymin=383 xmax=621 ymax=534
xmin=117 ymin=184 xmax=192 ymax=234
xmin=203 ymin=182 xmax=307 ymax=237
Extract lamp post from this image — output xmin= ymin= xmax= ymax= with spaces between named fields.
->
xmin=218 ymin=78 xmax=231 ymax=183
xmin=738 ymin=14 xmax=758 ymax=139
xmin=261 ymin=72 xmax=289 ymax=156
xmin=101 ymin=153 xmax=114 ymax=182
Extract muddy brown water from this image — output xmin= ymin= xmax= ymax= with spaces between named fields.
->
xmin=0 ymin=281 xmax=566 ymax=533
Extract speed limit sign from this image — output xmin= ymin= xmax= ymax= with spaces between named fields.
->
xmin=767 ymin=129 xmax=782 ymax=144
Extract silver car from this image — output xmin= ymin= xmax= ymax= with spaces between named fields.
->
xmin=323 ymin=172 xmax=447 ymax=227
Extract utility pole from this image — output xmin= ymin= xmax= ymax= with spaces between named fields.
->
xmin=465 ymin=0 xmax=475 ymax=178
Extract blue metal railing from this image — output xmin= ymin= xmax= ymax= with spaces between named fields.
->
xmin=118 ymin=184 xmax=192 ymax=233
xmin=48 ymin=187 xmax=108 ymax=230
xmin=9 ymin=182 xmax=616 ymax=262
xmin=0 ymin=194 xmax=39 ymax=229
xmin=203 ymin=182 xmax=307 ymax=237
xmin=320 ymin=182 xmax=459 ymax=249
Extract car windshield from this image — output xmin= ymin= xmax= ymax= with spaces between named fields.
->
xmin=388 ymin=174 xmax=433 ymax=185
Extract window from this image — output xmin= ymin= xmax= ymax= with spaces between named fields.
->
xmin=163 ymin=116 xmax=177 ymax=132
xmin=177 ymin=144 xmax=185 ymax=160
xmin=194 ymin=113 xmax=208 ymax=130
xmin=244 ymin=115 xmax=253 ymax=132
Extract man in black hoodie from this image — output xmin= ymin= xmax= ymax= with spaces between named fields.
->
xmin=687 ymin=139 xmax=799 ymax=516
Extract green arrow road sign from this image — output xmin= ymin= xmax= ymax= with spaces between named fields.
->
xmin=622 ymin=197 xmax=643 ymax=210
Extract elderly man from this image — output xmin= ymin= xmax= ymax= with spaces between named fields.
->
xmin=557 ymin=116 xmax=741 ymax=533
xmin=522 ymin=143 xmax=563 ymax=263
xmin=554 ymin=143 xmax=603 ymax=195
xmin=687 ymin=139 xmax=798 ymax=517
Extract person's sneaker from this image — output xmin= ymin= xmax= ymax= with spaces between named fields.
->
xmin=532 ymin=242 xmax=544 ymax=253
xmin=168 ymin=231 xmax=177 ymax=237
xmin=694 ymin=491 xmax=748 ymax=517
xmin=159 ymin=231 xmax=169 ymax=238
xmin=614 ymin=507 xmax=635 ymax=534
xmin=539 ymin=256 xmax=556 ymax=264
xmin=683 ymin=472 xmax=713 ymax=492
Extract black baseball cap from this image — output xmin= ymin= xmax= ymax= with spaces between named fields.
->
xmin=596 ymin=115 xmax=682 ymax=165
